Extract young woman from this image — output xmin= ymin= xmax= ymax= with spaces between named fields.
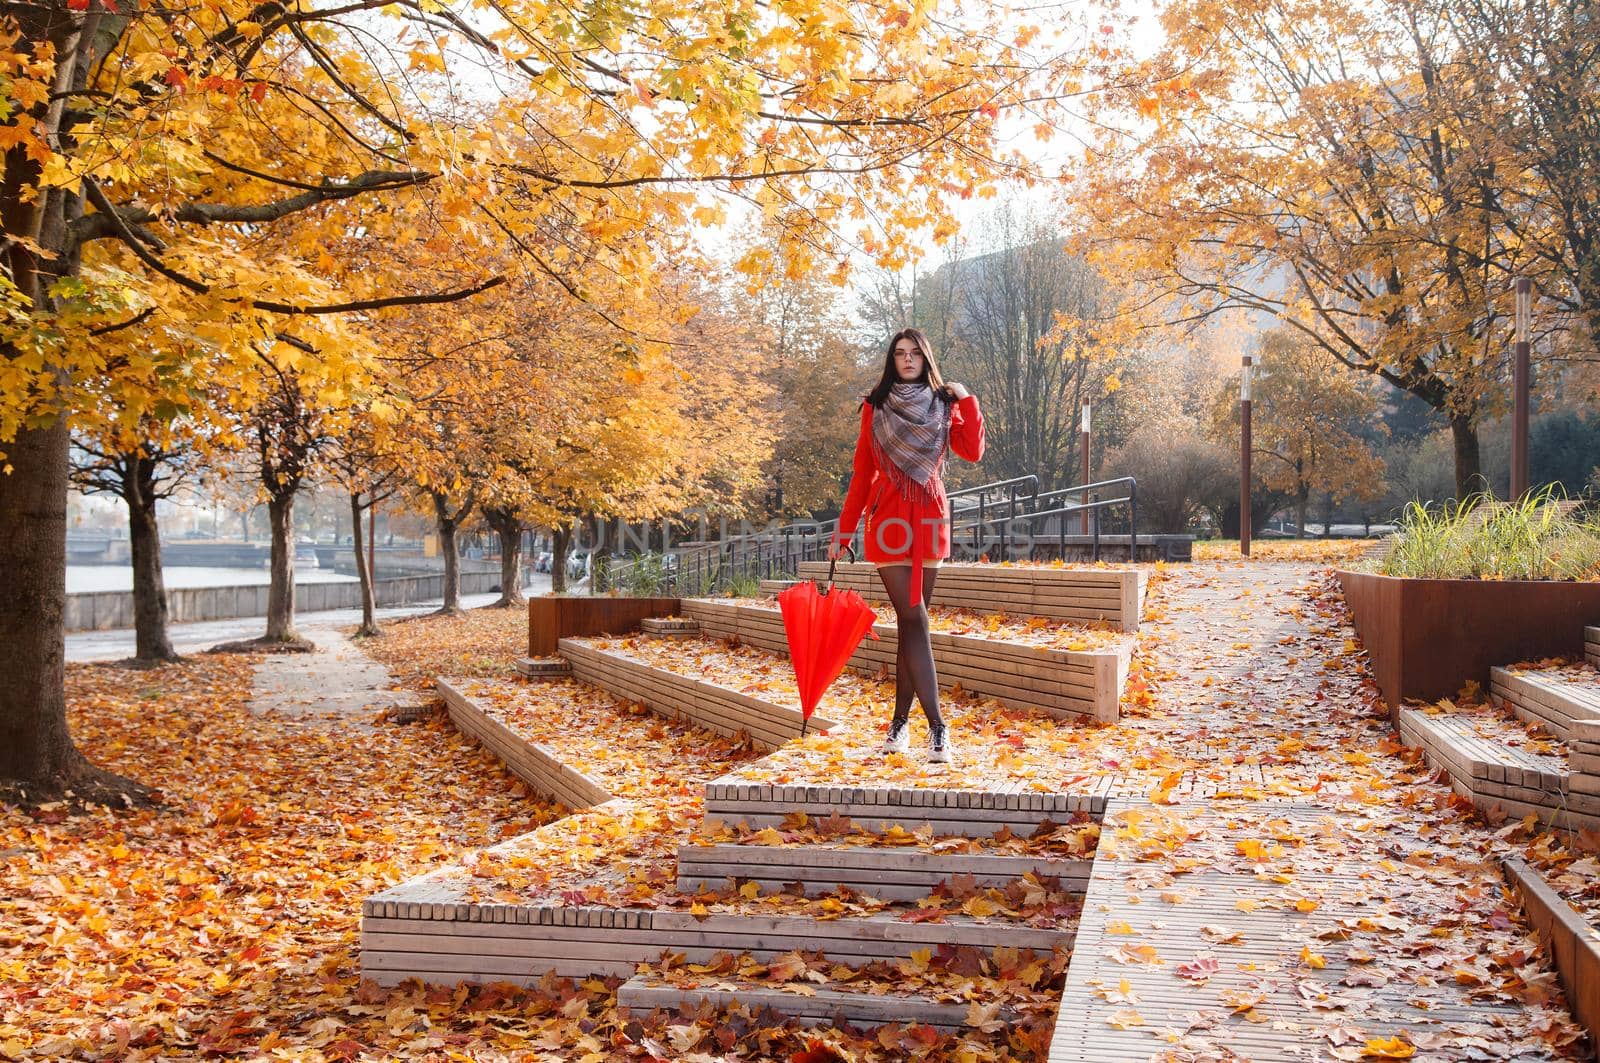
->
xmin=827 ymin=328 xmax=985 ymax=763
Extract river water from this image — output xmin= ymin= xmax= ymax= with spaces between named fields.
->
xmin=67 ymin=566 xmax=359 ymax=593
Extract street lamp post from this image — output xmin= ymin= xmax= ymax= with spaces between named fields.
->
xmin=1080 ymin=399 xmax=1092 ymax=535
xmin=1511 ymin=277 xmax=1532 ymax=500
xmin=1240 ymin=355 xmax=1253 ymax=558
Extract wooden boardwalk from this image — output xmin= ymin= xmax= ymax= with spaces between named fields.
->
xmin=1050 ymin=800 xmax=1549 ymax=1062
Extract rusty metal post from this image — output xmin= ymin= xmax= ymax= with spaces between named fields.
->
xmin=1511 ymin=277 xmax=1532 ymax=500
xmin=1240 ymin=356 xmax=1253 ymax=558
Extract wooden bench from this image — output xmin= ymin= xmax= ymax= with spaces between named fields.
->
xmin=682 ymin=597 xmax=1129 ymax=723
xmin=617 ymin=974 xmax=1019 ymax=1031
xmin=1587 ymin=627 xmax=1599 ymax=669
xmin=795 ymin=561 xmax=1145 ymax=633
xmin=361 ymin=834 xmax=1072 ymax=986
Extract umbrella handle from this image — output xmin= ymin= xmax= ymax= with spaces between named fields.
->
xmin=824 ymin=542 xmax=857 ymax=594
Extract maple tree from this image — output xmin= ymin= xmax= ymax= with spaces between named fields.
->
xmin=0 ymin=0 xmax=1099 ymax=800
xmin=1074 ymin=0 xmax=1598 ymax=498
xmin=1212 ymin=330 xmax=1386 ymax=536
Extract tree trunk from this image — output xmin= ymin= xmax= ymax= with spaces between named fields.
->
xmin=264 ymin=491 xmax=298 ymax=641
xmin=486 ymin=508 xmax=527 ymax=608
xmin=1451 ymin=413 xmax=1485 ymax=499
xmin=1295 ymin=489 xmax=1309 ymax=539
xmin=551 ymin=523 xmax=572 ymax=594
xmin=124 ymin=456 xmax=177 ymax=662
xmin=0 ymin=417 xmax=144 ymax=802
xmin=351 ymin=492 xmax=380 ymax=637
xmin=586 ymin=512 xmax=611 ymax=594
xmin=437 ymin=516 xmax=461 ymax=613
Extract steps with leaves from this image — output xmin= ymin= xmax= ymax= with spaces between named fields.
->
xmin=1491 ymin=660 xmax=1600 ymax=740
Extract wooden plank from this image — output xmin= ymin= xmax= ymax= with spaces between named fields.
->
xmin=677 ymin=842 xmax=1090 ymax=900
xmin=361 ymin=903 xmax=1073 ymax=989
xmin=560 ymin=640 xmax=835 ymax=749
xmin=617 ymin=975 xmax=1015 ymax=1030
xmin=1492 ymin=667 xmax=1600 ymax=740
xmin=795 ymin=561 xmax=1142 ymax=631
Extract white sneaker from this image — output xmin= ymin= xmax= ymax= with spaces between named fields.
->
xmin=927 ymin=723 xmax=953 ymax=764
xmin=880 ymin=718 xmax=910 ymax=755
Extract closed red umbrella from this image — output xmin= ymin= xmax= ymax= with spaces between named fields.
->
xmin=777 ymin=545 xmax=880 ymax=736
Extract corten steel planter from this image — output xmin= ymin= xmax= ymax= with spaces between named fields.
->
xmin=527 ymin=595 xmax=680 ymax=657
xmin=1336 ymin=570 xmax=1600 ymax=715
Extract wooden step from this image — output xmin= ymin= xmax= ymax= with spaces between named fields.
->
xmin=1490 ymin=665 xmax=1600 ymax=741
xmin=759 ymin=579 xmax=798 ymax=595
xmin=436 ymin=677 xmax=612 ymax=810
xmin=379 ymin=691 xmax=437 ymax=723
xmin=559 ymin=638 xmax=834 ymax=750
xmin=677 ymin=841 xmax=1091 ymax=901
xmin=1397 ymin=708 xmax=1600 ymax=832
xmin=1586 ymin=627 xmax=1599 ymax=669
xmin=704 ymin=776 xmax=1110 ymax=838
xmin=514 ymin=656 xmax=571 ymax=678
xmin=617 ymin=972 xmax=1015 ymax=1031
xmin=361 ymin=892 xmax=1072 ymax=987
xmin=796 ymin=560 xmax=1145 ymax=633
xmin=683 ymin=596 xmax=1129 ymax=723
xmin=640 ymin=616 xmax=701 ymax=638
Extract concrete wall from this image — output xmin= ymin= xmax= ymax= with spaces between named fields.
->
xmin=65 ymin=571 xmax=503 ymax=631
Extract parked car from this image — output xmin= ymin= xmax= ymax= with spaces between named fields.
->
xmin=534 ymin=551 xmax=553 ymax=573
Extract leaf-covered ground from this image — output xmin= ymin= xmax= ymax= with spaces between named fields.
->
xmin=7 ymin=558 xmax=1594 ymax=1060
xmin=1 ymin=655 xmax=568 ymax=1060
xmin=1192 ymin=539 xmax=1376 ymax=564
xmin=361 ymin=606 xmax=531 ymax=688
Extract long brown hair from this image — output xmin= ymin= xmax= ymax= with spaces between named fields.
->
xmin=863 ymin=327 xmax=954 ymax=408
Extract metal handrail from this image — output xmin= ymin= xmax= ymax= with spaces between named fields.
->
xmin=612 ymin=473 xmax=1138 ymax=595
xmin=955 ymin=477 xmax=1138 ymax=563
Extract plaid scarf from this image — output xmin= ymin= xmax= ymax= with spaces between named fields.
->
xmin=869 ymin=380 xmax=952 ymax=509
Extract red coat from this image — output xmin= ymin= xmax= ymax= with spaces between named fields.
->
xmin=833 ymin=393 xmax=986 ymax=606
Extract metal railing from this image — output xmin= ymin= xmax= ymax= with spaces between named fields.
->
xmin=956 ymin=476 xmax=1138 ymax=563
xmin=603 ymin=473 xmax=1139 ymax=596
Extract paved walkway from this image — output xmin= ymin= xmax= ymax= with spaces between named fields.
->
xmin=247 ymin=622 xmax=403 ymax=721
xmin=1046 ymin=561 xmax=1585 ymax=1059
xmin=66 ymin=576 xmax=557 ymax=662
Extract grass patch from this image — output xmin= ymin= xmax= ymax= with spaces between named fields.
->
xmin=1378 ymin=488 xmax=1600 ymax=580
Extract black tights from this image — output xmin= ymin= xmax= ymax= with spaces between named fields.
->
xmin=877 ymin=565 xmax=943 ymax=733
